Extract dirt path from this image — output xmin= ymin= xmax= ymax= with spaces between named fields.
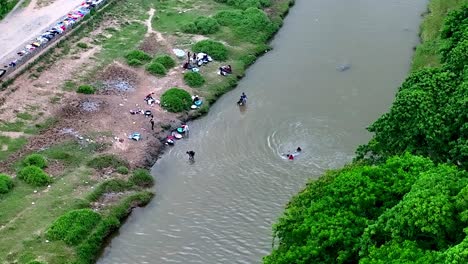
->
xmin=0 ymin=0 xmax=83 ymax=63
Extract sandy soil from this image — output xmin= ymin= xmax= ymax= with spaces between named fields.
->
xmin=0 ymin=0 xmax=84 ymax=63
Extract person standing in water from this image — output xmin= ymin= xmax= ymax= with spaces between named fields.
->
xmin=186 ymin=150 xmax=195 ymax=161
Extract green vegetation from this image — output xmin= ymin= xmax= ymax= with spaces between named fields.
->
xmin=46 ymin=209 xmax=102 ymax=245
xmin=0 ymin=173 xmax=14 ymax=194
xmin=76 ymin=85 xmax=96 ymax=94
xmin=86 ymin=154 xmax=128 ymax=170
xmin=182 ymin=16 xmax=220 ymax=34
xmin=153 ymin=54 xmax=176 ymax=69
xmin=129 ymin=168 xmax=154 ymax=187
xmin=0 ymin=135 xmax=27 ymax=161
xmin=116 ymin=166 xmax=129 ymax=174
xmin=146 ymin=61 xmax=167 ymax=76
xmin=22 ymin=154 xmax=47 ymax=169
xmin=125 ymin=50 xmax=152 ymax=65
xmin=411 ymin=0 xmax=466 ymax=71
xmin=161 ymin=88 xmax=193 ymax=112
xmin=17 ymin=166 xmax=52 ymax=187
xmin=0 ymin=0 xmax=19 ymax=20
xmin=77 ymin=42 xmax=88 ymax=49
xmin=184 ymin=71 xmax=206 ymax=87
xmin=214 ymin=7 xmax=279 ymax=43
xmin=266 ymin=3 xmax=468 ymax=263
xmin=214 ymin=0 xmax=271 ymax=9
xmin=192 ymin=39 xmax=228 ymax=61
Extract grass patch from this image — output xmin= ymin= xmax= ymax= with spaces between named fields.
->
xmin=86 ymin=154 xmax=129 ymax=170
xmin=0 ymin=120 xmax=25 ymax=132
xmin=129 ymin=169 xmax=154 ymax=187
xmin=41 ymin=140 xmax=95 ymax=167
xmin=0 ymin=136 xmax=27 ymax=161
xmin=16 ymin=112 xmax=34 ymax=121
xmin=46 ymin=209 xmax=101 ymax=245
xmin=411 ymin=0 xmax=466 ymax=71
xmin=77 ymin=85 xmax=96 ymax=94
xmin=63 ymin=80 xmax=77 ymax=91
xmin=24 ymin=117 xmax=58 ymax=135
xmin=184 ymin=71 xmax=205 ymax=87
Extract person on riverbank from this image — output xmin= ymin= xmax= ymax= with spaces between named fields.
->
xmin=186 ymin=150 xmax=195 ymax=161
xmin=150 ymin=117 xmax=154 ymax=131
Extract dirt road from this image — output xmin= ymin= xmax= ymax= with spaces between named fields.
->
xmin=0 ymin=0 xmax=83 ymax=63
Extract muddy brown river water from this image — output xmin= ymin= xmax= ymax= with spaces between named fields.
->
xmin=98 ymin=0 xmax=428 ymax=263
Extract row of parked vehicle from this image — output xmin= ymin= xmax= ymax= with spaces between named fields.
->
xmin=0 ymin=0 xmax=106 ymax=78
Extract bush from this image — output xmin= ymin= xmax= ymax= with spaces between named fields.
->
xmin=77 ymin=85 xmax=96 ymax=94
xmin=127 ymin=58 xmax=143 ymax=66
xmin=192 ymin=40 xmax=228 ymax=61
xmin=86 ymin=154 xmax=128 ymax=170
xmin=184 ymin=72 xmax=205 ymax=87
xmin=17 ymin=166 xmax=52 ymax=186
xmin=146 ymin=62 xmax=167 ymax=76
xmin=77 ymin=42 xmax=88 ymax=49
xmin=124 ymin=50 xmax=152 ymax=62
xmin=22 ymin=154 xmax=47 ymax=169
xmin=116 ymin=166 xmax=129 ymax=174
xmin=182 ymin=16 xmax=220 ymax=35
xmin=214 ymin=0 xmax=271 ymax=9
xmin=27 ymin=261 xmax=46 ymax=264
xmin=87 ymin=179 xmax=132 ymax=202
xmin=153 ymin=55 xmax=176 ymax=69
xmin=215 ymin=8 xmax=278 ymax=43
xmin=46 ymin=209 xmax=101 ymax=245
xmin=0 ymin=174 xmax=14 ymax=194
xmin=160 ymin=88 xmax=192 ymax=112
xmin=130 ymin=169 xmax=154 ymax=187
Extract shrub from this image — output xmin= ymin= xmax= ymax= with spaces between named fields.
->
xmin=77 ymin=85 xmax=96 ymax=94
xmin=17 ymin=166 xmax=52 ymax=186
xmin=0 ymin=174 xmax=14 ymax=194
xmin=22 ymin=154 xmax=47 ymax=168
xmin=46 ymin=209 xmax=101 ymax=245
xmin=27 ymin=261 xmax=46 ymax=264
xmin=153 ymin=55 xmax=176 ymax=69
xmin=116 ymin=166 xmax=129 ymax=174
xmin=146 ymin=62 xmax=167 ymax=76
xmin=77 ymin=42 xmax=88 ymax=49
xmin=127 ymin=58 xmax=143 ymax=66
xmin=160 ymin=88 xmax=192 ymax=112
xmin=214 ymin=8 xmax=278 ymax=43
xmin=87 ymin=179 xmax=132 ymax=202
xmin=130 ymin=169 xmax=154 ymax=187
xmin=182 ymin=16 xmax=220 ymax=35
xmin=184 ymin=72 xmax=205 ymax=87
xmin=87 ymin=154 xmax=128 ymax=170
xmin=124 ymin=50 xmax=152 ymax=62
xmin=192 ymin=40 xmax=228 ymax=61
xmin=214 ymin=0 xmax=271 ymax=9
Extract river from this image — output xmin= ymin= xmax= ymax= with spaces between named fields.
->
xmin=98 ymin=0 xmax=427 ymax=263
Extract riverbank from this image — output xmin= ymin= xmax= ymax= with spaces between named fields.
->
xmin=265 ymin=1 xmax=468 ymax=263
xmin=0 ymin=0 xmax=294 ymax=263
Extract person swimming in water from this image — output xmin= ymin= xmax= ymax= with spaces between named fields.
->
xmin=296 ymin=147 xmax=302 ymax=152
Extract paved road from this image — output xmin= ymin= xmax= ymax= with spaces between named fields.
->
xmin=0 ymin=0 xmax=83 ymax=63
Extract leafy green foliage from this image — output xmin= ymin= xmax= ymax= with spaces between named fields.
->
xmin=129 ymin=169 xmax=154 ymax=187
xmin=160 ymin=88 xmax=192 ymax=112
xmin=77 ymin=85 xmax=96 ymax=94
xmin=214 ymin=0 xmax=271 ymax=10
xmin=86 ymin=154 xmax=129 ymax=170
xmin=184 ymin=72 xmax=205 ymax=87
xmin=76 ymin=191 xmax=153 ymax=263
xmin=22 ymin=154 xmax=47 ymax=169
xmin=356 ymin=6 xmax=468 ymax=169
xmin=86 ymin=179 xmax=132 ymax=202
xmin=182 ymin=16 xmax=220 ymax=35
xmin=46 ymin=209 xmax=101 ymax=245
xmin=192 ymin=40 xmax=228 ymax=61
xmin=214 ymin=8 xmax=278 ymax=43
xmin=127 ymin=58 xmax=143 ymax=66
xmin=116 ymin=166 xmax=129 ymax=174
xmin=264 ymin=154 xmax=468 ymax=263
xmin=153 ymin=54 xmax=176 ymax=69
xmin=124 ymin=50 xmax=152 ymax=63
xmin=146 ymin=62 xmax=167 ymax=76
xmin=17 ymin=166 xmax=52 ymax=186
xmin=0 ymin=173 xmax=14 ymax=194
